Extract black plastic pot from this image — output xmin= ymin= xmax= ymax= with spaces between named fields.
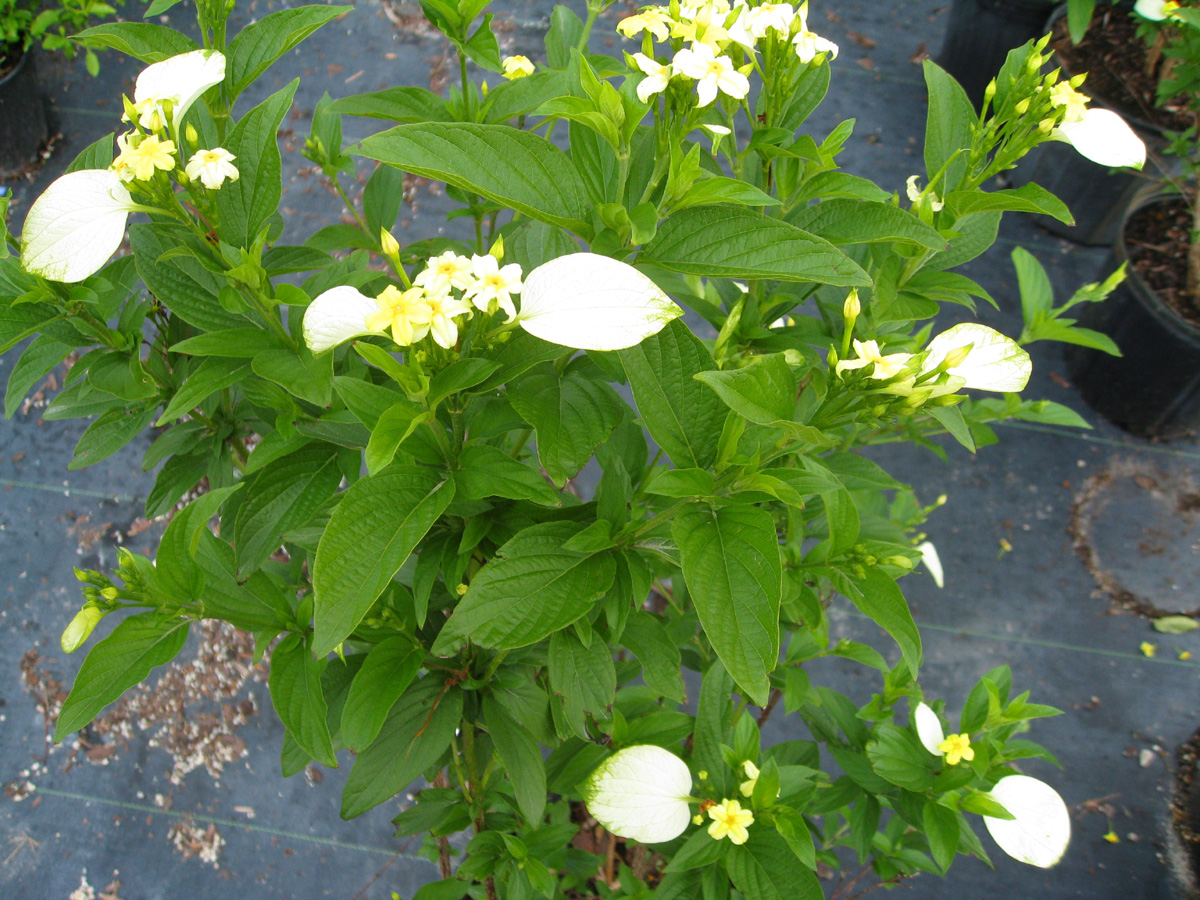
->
xmin=0 ymin=48 xmax=49 ymax=178
xmin=1166 ymin=728 xmax=1200 ymax=899
xmin=1064 ymin=194 xmax=1200 ymax=440
xmin=936 ymin=0 xmax=1056 ymax=108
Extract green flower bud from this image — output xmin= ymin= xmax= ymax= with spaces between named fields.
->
xmin=61 ymin=605 xmax=104 ymax=653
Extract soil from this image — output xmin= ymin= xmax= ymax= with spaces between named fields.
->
xmin=1125 ymin=196 xmax=1200 ymax=326
xmin=1170 ymin=727 xmax=1200 ymax=898
xmin=1052 ymin=6 xmax=1194 ymax=133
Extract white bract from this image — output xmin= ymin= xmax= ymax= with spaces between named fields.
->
xmin=913 ymin=701 xmax=946 ymax=756
xmin=516 ymin=253 xmax=683 ymax=350
xmin=581 ymin=745 xmax=693 ymax=844
xmin=1054 ymin=108 xmax=1147 ymax=170
xmin=922 ymin=323 xmax=1031 ymax=392
xmin=983 ymin=775 xmax=1071 ymax=868
xmin=303 ymin=286 xmax=379 ymax=353
xmin=21 ymin=170 xmax=141 ymax=283
xmin=134 ymin=50 xmax=227 ymax=131
xmin=1134 ymin=0 xmax=1178 ymax=20
xmin=916 ymin=540 xmax=944 ymax=588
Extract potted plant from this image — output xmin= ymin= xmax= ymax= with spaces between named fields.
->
xmin=0 ymin=0 xmax=1150 ymax=895
xmin=0 ymin=0 xmax=121 ymax=177
xmin=1064 ymin=3 xmax=1200 ymax=438
xmin=1168 ymin=727 xmax=1200 ymax=899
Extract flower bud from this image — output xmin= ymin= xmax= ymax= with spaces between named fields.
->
xmin=1015 ymin=98 xmax=1030 ymax=115
xmin=185 ymin=123 xmax=199 ymax=145
xmin=843 ymin=288 xmax=861 ymax=320
xmin=380 ymin=228 xmax=400 ymax=259
xmin=456 ymin=583 xmax=469 ymax=597
xmin=984 ymin=79 xmax=996 ymax=102
xmin=1038 ymin=118 xmax=1054 ymax=133
xmin=941 ymin=344 xmax=973 ymax=370
xmin=61 ymin=605 xmax=104 ymax=653
xmin=100 ymin=587 xmax=120 ymax=601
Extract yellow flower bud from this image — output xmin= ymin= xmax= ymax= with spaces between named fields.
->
xmin=456 ymin=583 xmax=469 ymax=597
xmin=984 ymin=79 xmax=996 ymax=102
xmin=185 ymin=123 xmax=199 ymax=145
xmin=1015 ymin=98 xmax=1030 ymax=115
xmin=100 ymin=587 xmax=120 ymax=600
xmin=380 ymin=228 xmax=400 ymax=259
xmin=698 ymin=770 xmax=709 ymax=781
xmin=61 ymin=605 xmax=104 ymax=654
xmin=1038 ymin=118 xmax=1055 ymax=134
xmin=843 ymin=288 xmax=861 ymax=320
xmin=941 ymin=344 xmax=972 ymax=371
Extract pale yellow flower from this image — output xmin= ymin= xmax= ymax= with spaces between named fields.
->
xmin=414 ymin=250 xmax=475 ymax=293
xmin=366 ymin=285 xmax=433 ymax=346
xmin=634 ymin=53 xmax=673 ymax=103
xmin=835 ymin=339 xmax=913 ymax=380
xmin=1050 ymin=81 xmax=1089 ymax=125
xmin=114 ymin=134 xmax=177 ymax=182
xmin=617 ymin=8 xmax=673 ymax=42
xmin=184 ymin=147 xmax=239 ymax=190
xmin=672 ymin=43 xmax=749 ymax=107
xmin=463 ymin=254 xmax=523 ymax=319
xmin=707 ymin=798 xmax=754 ymax=844
xmin=792 ymin=3 xmax=838 ymax=62
xmin=938 ymin=733 xmax=974 ymax=766
xmin=425 ymin=286 xmax=472 ymax=349
xmin=501 ymin=55 xmax=535 ymax=80
xmin=738 ymin=760 xmax=760 ymax=798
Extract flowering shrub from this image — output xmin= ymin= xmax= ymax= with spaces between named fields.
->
xmin=0 ymin=0 xmax=1144 ymax=896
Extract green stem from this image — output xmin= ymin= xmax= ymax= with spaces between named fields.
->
xmin=333 ymin=176 xmax=369 ymax=233
xmin=577 ymin=2 xmax=600 ymax=54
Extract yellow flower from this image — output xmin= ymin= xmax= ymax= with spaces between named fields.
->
xmin=707 ymin=798 xmax=754 ymax=844
xmin=738 ymin=760 xmax=760 ymax=798
xmin=1180 ymin=651 xmax=1192 ymax=661
xmin=937 ymin=733 xmax=974 ymax=766
xmin=617 ymin=8 xmax=672 ymax=41
xmin=366 ymin=285 xmax=433 ymax=346
xmin=501 ymin=55 xmax=535 ymax=80
xmin=463 ymin=253 xmax=523 ymax=320
xmin=184 ymin=147 xmax=239 ymax=190
xmin=1050 ymin=81 xmax=1089 ymax=125
xmin=1103 ymin=830 xmax=1120 ymax=843
xmin=1139 ymin=641 xmax=1157 ymax=658
xmin=125 ymin=97 xmax=166 ymax=133
xmin=835 ymin=339 xmax=913 ymax=380
xmin=114 ymin=134 xmax=177 ymax=182
xmin=415 ymin=250 xmax=475 ymax=293
xmin=425 ymin=286 xmax=472 ymax=349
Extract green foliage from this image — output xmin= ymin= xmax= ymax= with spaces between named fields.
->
xmin=3 ymin=4 xmax=1095 ymax=898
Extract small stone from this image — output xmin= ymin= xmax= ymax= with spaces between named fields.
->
xmin=1138 ymin=749 xmax=1156 ymax=767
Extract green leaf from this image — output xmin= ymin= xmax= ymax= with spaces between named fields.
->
xmin=217 ymin=80 xmax=299 ymax=249
xmin=928 ymin=405 xmax=975 ymax=452
xmin=427 ymin=357 xmax=502 ymax=406
xmin=225 ymin=6 xmax=350 ymax=98
xmin=508 ymin=365 xmax=625 ymax=487
xmin=74 ymin=22 xmax=199 ymax=62
xmin=866 ymin=723 xmax=936 ymax=791
xmin=156 ymin=358 xmax=251 ymax=425
xmin=313 ymin=466 xmax=455 ymax=656
xmin=169 ymin=328 xmax=288 ymax=357
xmin=130 ymin=225 xmax=246 ymax=332
xmin=926 ymin=211 xmax=1001 ymax=271
xmin=69 ymin=404 xmax=157 ymax=470
xmin=55 ymin=612 xmax=189 ymax=740
xmin=328 ymin=86 xmax=452 ymax=122
xmin=0 ymin=301 xmax=59 ymax=355
xmin=693 ymin=660 xmax=733 ymax=795
xmin=642 ymin=207 xmax=869 ymax=286
xmin=1011 ymin=246 xmax=1053 ymax=325
xmin=269 ymin=634 xmax=336 ymax=767
xmin=945 ymin=184 xmax=1073 ymax=225
xmin=549 ymin=628 xmax=616 ymax=739
xmin=617 ymin=318 xmax=726 ymax=470
xmin=1153 ymin=615 xmax=1199 ymax=634
xmin=694 ymin=353 xmax=796 ymax=426
xmin=772 ymin=807 xmax=816 ymax=869
xmin=341 ymin=678 xmax=463 ymax=818
xmin=671 ymin=175 xmax=781 ymax=211
xmin=340 ymin=637 xmax=424 ymax=751
xmin=923 ymin=801 xmax=960 ymax=872
xmin=788 ymin=198 xmax=946 ymax=250
xmin=485 ymin=698 xmax=547 ymax=824
xmin=847 ymin=567 xmax=922 ymax=678
xmin=455 ymin=443 xmax=561 ymax=507
xmin=364 ymin=400 xmax=428 ymax=475
xmin=1068 ymin=0 xmax=1096 ymax=42
xmin=251 ymin=345 xmax=333 ymax=407
xmin=726 ymin=829 xmax=823 ymax=900
xmin=922 ymin=60 xmax=974 ymax=194
xmin=819 ymin=488 xmax=860 ymax=558
xmin=5 ymin=336 xmax=72 ymax=419
xmin=673 ymin=503 xmax=782 ymax=706
xmin=432 ymin=522 xmax=616 ymax=654
xmin=620 ymin=611 xmax=686 ymax=702
xmin=362 ymin=164 xmax=407 ymax=238
xmin=66 ymin=132 xmax=116 ymax=173
xmin=234 ymin=444 xmax=343 ymax=575
xmin=665 ymin=829 xmax=727 ymax=872
xmin=357 ymin=123 xmax=592 ymax=234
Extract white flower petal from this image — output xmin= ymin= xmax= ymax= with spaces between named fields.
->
xmin=1055 ymin=108 xmax=1146 ymax=170
xmin=135 ymin=50 xmax=226 ymax=126
xmin=983 ymin=775 xmax=1071 ymax=868
xmin=923 ymin=323 xmax=1031 ymax=392
xmin=517 ymin=253 xmax=682 ymax=351
xmin=582 ymin=745 xmax=693 ymax=844
xmin=21 ymin=169 xmax=136 ymax=283
xmin=916 ymin=541 xmax=944 ymax=588
xmin=303 ymin=286 xmax=379 ymax=353
xmin=913 ymin=702 xmax=946 ymax=756
xmin=1134 ymin=0 xmax=1170 ymax=19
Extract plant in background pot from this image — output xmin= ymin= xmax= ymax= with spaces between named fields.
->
xmin=1064 ymin=2 xmax=1200 ymax=438
xmin=0 ymin=0 xmax=122 ymax=177
xmin=0 ymin=0 xmax=1149 ymax=895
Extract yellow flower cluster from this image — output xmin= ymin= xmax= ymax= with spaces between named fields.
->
xmin=364 ymin=252 xmax=524 ymax=349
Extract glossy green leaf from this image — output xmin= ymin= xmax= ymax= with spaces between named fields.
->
xmin=340 ymin=637 xmax=424 ymax=751
xmin=269 ymin=634 xmax=336 ymax=767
